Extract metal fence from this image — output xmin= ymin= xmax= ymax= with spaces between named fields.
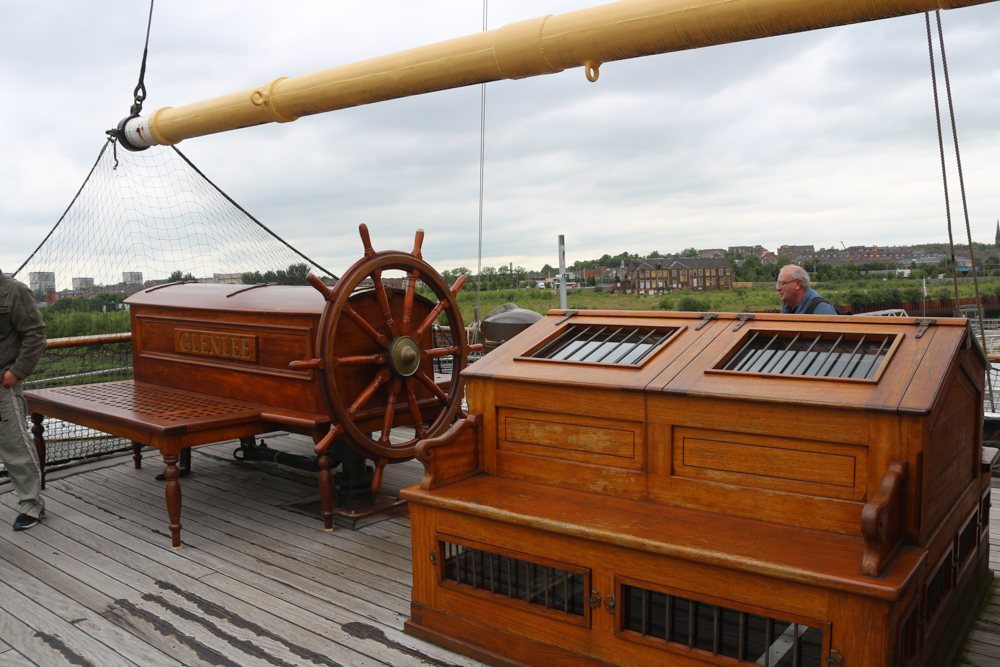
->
xmin=1 ymin=333 xmax=134 ymax=477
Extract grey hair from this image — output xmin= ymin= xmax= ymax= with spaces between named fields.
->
xmin=784 ymin=264 xmax=810 ymax=289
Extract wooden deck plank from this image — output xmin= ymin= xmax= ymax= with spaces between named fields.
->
xmin=0 ymin=514 xmax=192 ymax=667
xmin=103 ymin=459 xmax=416 ymax=569
xmin=0 ymin=646 xmax=36 ymax=667
xmin=17 ymin=491 xmax=407 ymax=667
xmin=54 ymin=475 xmax=415 ymax=623
xmin=72 ymin=466 xmax=415 ymax=595
xmin=0 ymin=580 xmax=141 ymax=667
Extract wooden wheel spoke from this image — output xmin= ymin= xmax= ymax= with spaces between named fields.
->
xmin=401 ymin=269 xmax=420 ymax=336
xmin=343 ymin=303 xmax=391 ymax=349
xmin=403 ymin=378 xmax=428 ymax=440
xmin=333 ymin=353 xmax=386 ymax=367
xmin=347 ymin=367 xmax=393 ymax=419
xmin=414 ymin=368 xmax=450 ymax=404
xmin=412 ymin=300 xmax=448 ymax=341
xmin=314 ymin=423 xmax=344 ymax=455
xmin=380 ymin=378 xmax=402 ymax=446
xmin=371 ymin=271 xmax=401 ymax=339
xmin=426 ymin=345 xmax=459 ymax=358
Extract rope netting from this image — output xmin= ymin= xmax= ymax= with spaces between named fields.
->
xmin=4 ymin=140 xmax=334 ymax=474
xmin=15 ymin=141 xmax=333 ymax=292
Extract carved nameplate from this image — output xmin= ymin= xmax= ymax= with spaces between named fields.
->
xmin=175 ymin=329 xmax=258 ymax=363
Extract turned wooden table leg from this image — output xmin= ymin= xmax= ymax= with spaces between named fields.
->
xmin=131 ymin=441 xmax=143 ymax=469
xmin=162 ymin=452 xmax=183 ymax=549
xmin=30 ymin=413 xmax=46 ymax=490
xmin=319 ymin=453 xmax=335 ymax=532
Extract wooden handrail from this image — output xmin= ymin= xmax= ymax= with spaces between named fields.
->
xmin=44 ymin=332 xmax=132 ymax=350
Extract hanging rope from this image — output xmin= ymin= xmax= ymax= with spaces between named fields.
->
xmin=925 ymin=13 xmax=960 ymax=313
xmin=925 ymin=10 xmax=994 ymax=410
xmin=131 ymin=0 xmax=155 ymax=117
xmin=474 ymin=0 xmax=489 ymax=342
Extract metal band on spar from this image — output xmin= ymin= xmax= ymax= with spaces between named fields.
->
xmin=118 ymin=0 xmax=994 ymax=150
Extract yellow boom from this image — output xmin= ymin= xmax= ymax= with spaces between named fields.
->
xmin=119 ymin=0 xmax=995 ymax=150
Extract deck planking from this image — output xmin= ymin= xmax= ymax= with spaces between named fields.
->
xmin=1 ymin=431 xmax=999 ymax=666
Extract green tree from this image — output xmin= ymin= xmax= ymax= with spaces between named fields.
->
xmin=682 ymin=247 xmax=698 ymax=258
xmin=168 ymin=270 xmax=196 ymax=282
xmin=677 ymin=295 xmax=710 ymax=311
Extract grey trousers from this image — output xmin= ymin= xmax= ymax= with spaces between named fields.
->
xmin=0 ymin=382 xmax=44 ymax=517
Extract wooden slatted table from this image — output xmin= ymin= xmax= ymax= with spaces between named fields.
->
xmin=26 ymin=380 xmax=329 ymax=549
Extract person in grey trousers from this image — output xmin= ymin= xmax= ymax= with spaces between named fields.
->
xmin=0 ymin=269 xmax=46 ymax=530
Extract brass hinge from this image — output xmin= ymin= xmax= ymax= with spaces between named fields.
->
xmin=733 ymin=313 xmax=754 ymax=331
xmin=915 ymin=318 xmax=937 ymax=338
xmin=695 ymin=313 xmax=718 ymax=330
xmin=429 ymin=550 xmax=437 ymax=565
xmin=588 ymin=590 xmax=601 ymax=609
xmin=827 ymin=648 xmax=844 ymax=666
xmin=605 ymin=594 xmax=616 ymax=613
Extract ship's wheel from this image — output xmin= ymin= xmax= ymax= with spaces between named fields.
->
xmin=294 ymin=224 xmax=478 ymax=491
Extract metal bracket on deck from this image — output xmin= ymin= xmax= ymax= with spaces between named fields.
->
xmin=588 ymin=591 xmax=601 ymax=609
xmin=914 ymin=319 xmax=937 ymax=338
xmin=826 ymin=648 xmax=843 ymax=666
xmin=733 ymin=313 xmax=754 ymax=331
xmin=695 ymin=313 xmax=718 ymax=330
xmin=555 ymin=310 xmax=578 ymax=325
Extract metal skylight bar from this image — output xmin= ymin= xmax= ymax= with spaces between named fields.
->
xmin=787 ymin=334 xmax=823 ymax=375
xmin=573 ymin=326 xmax=613 ymax=361
xmin=814 ymin=335 xmax=844 ymax=377
xmin=765 ymin=334 xmax=801 ymax=374
xmin=593 ymin=328 xmax=639 ymax=363
xmin=724 ymin=331 xmax=760 ymax=370
xmin=533 ymin=326 xmax=580 ymax=359
xmin=737 ymin=332 xmax=779 ymax=373
xmin=611 ymin=328 xmax=659 ymax=364
xmin=746 ymin=333 xmax=782 ymax=373
xmin=841 ymin=336 xmax=868 ymax=379
xmin=863 ymin=337 xmax=892 ymax=379
xmin=549 ymin=326 xmax=593 ymax=360
xmin=632 ymin=329 xmax=675 ymax=364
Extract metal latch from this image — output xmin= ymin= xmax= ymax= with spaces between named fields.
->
xmin=556 ymin=310 xmax=578 ymax=325
xmin=605 ymin=594 xmax=616 ymax=613
xmin=695 ymin=313 xmax=718 ymax=330
xmin=915 ymin=318 xmax=937 ymax=338
xmin=826 ymin=648 xmax=844 ymax=666
xmin=588 ymin=590 xmax=601 ymax=609
xmin=429 ymin=551 xmax=437 ymax=565
xmin=733 ymin=313 xmax=754 ymax=331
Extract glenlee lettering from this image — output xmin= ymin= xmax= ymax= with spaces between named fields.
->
xmin=175 ymin=329 xmax=257 ymax=361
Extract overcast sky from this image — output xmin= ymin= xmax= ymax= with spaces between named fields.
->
xmin=1 ymin=0 xmax=998 ymax=277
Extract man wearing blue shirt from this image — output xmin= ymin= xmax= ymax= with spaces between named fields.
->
xmin=776 ymin=265 xmax=838 ymax=315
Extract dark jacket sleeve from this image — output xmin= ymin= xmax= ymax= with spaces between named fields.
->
xmin=9 ymin=284 xmax=46 ymax=380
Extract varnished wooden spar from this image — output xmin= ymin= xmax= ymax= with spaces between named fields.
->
xmin=118 ymin=0 xmax=997 ymax=149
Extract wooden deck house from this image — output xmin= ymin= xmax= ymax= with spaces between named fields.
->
xmin=403 ymin=310 xmax=994 ymax=667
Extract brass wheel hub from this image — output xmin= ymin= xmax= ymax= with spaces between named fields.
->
xmin=388 ymin=336 xmax=421 ymax=377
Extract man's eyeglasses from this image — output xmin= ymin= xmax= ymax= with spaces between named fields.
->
xmin=776 ymin=279 xmax=801 ymax=288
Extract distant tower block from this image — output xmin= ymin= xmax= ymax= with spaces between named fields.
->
xmin=29 ymin=272 xmax=55 ymax=293
xmin=122 ymin=271 xmax=143 ymax=285
xmin=72 ymin=277 xmax=94 ymax=290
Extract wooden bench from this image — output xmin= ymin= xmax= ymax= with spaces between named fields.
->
xmin=403 ymin=310 xmax=994 ymax=667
